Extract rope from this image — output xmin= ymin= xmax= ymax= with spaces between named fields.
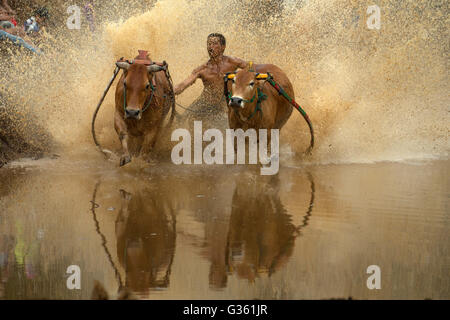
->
xmin=295 ymin=172 xmax=315 ymax=235
xmin=90 ymin=182 xmax=125 ymax=291
xmin=232 ymin=88 xmax=267 ymax=122
xmin=92 ymin=66 xmax=120 ymax=150
xmin=266 ymin=75 xmax=315 ymax=153
xmin=174 ymin=94 xmax=226 ymax=114
xmin=175 ymin=101 xmax=204 ymax=113
xmin=162 ymin=62 xmax=177 ymax=125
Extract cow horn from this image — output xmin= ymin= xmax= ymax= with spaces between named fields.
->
xmin=147 ymin=64 xmax=165 ymax=73
xmin=116 ymin=61 xmax=131 ymax=70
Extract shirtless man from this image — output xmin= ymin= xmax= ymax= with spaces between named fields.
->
xmin=174 ymin=33 xmax=248 ymax=127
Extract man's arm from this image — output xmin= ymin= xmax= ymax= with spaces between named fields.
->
xmin=173 ymin=65 xmax=204 ymax=95
xmin=229 ymin=56 xmax=248 ymax=69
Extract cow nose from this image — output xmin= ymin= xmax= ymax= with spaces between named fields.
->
xmin=125 ymin=108 xmax=140 ymax=119
xmin=230 ymin=97 xmax=243 ymax=108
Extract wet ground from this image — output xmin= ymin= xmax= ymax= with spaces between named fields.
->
xmin=0 ymin=156 xmax=448 ymax=299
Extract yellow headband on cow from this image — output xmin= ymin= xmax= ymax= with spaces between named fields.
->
xmin=227 ymin=73 xmax=236 ymax=80
xmin=255 ymin=73 xmax=269 ymax=80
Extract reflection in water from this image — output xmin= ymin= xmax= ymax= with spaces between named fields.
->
xmin=0 ymin=212 xmax=77 ymax=299
xmin=90 ymin=182 xmax=124 ymax=290
xmin=91 ymin=181 xmax=176 ymax=295
xmin=116 ymin=188 xmax=176 ymax=293
xmin=209 ymin=174 xmax=315 ymax=289
xmin=0 ymin=161 xmax=448 ymax=299
xmin=297 ymin=173 xmax=315 ymax=232
xmin=0 ymin=235 xmax=15 ymax=298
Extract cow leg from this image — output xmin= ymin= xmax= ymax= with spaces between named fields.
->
xmin=114 ymin=112 xmax=132 ymax=166
xmin=266 ymin=128 xmax=279 ymax=165
xmin=140 ymin=126 xmax=160 ymax=162
xmin=119 ymin=135 xmax=132 ymax=167
xmin=259 ymin=128 xmax=273 ymax=166
xmin=115 ymin=189 xmax=132 ymax=238
xmin=134 ymin=136 xmax=144 ymax=156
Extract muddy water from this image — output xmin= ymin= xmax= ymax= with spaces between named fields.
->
xmin=0 ymin=0 xmax=449 ymax=300
xmin=0 ymin=157 xmax=448 ymax=300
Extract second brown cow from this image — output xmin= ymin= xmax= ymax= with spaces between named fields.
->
xmin=225 ymin=64 xmax=294 ymax=144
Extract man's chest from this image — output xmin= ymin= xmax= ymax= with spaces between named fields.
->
xmin=202 ymin=62 xmax=237 ymax=80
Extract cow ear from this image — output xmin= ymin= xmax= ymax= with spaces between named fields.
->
xmin=116 ymin=62 xmax=131 ymax=70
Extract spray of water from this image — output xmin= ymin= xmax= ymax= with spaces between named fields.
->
xmin=0 ymin=0 xmax=448 ymax=164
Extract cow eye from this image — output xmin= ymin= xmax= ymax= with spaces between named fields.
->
xmin=249 ymin=81 xmax=255 ymax=87
xmin=231 ymin=79 xmax=235 ymax=84
xmin=146 ymin=83 xmax=150 ymax=90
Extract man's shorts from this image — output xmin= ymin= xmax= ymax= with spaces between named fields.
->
xmin=183 ymin=95 xmax=229 ymax=131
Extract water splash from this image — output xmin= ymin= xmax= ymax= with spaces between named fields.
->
xmin=1 ymin=0 xmax=448 ymax=164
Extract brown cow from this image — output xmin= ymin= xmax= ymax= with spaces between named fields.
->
xmin=115 ymin=188 xmax=176 ymax=293
xmin=224 ymin=176 xmax=298 ymax=282
xmin=225 ymin=64 xmax=294 ymax=149
xmin=114 ymin=51 xmax=175 ymax=166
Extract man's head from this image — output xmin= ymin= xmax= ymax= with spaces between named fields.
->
xmin=207 ymin=33 xmax=226 ymax=58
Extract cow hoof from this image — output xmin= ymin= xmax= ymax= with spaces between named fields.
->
xmin=120 ymin=155 xmax=131 ymax=167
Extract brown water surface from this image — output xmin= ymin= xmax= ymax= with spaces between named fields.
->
xmin=0 ymin=157 xmax=448 ymax=299
xmin=0 ymin=0 xmax=448 ymax=300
